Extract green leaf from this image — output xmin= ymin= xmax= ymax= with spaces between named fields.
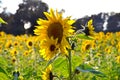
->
xmin=45 ymin=54 xmax=60 ymax=69
xmin=0 ymin=72 xmax=9 ymax=80
xmin=0 ymin=56 xmax=8 ymax=67
xmin=0 ymin=56 xmax=9 ymax=78
xmin=53 ymin=57 xmax=68 ymax=77
xmin=23 ymin=67 xmax=34 ymax=79
xmin=76 ymin=64 xmax=106 ymax=77
xmin=72 ymin=55 xmax=82 ymax=70
xmin=76 ymin=34 xmax=93 ymax=40
xmin=0 ymin=67 xmax=9 ymax=80
xmin=0 ymin=56 xmax=10 ymax=80
xmin=91 ymin=76 xmax=97 ymax=80
xmin=0 ymin=17 xmax=7 ymax=24
xmin=0 ymin=67 xmax=7 ymax=75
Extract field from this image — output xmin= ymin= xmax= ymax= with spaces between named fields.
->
xmin=0 ymin=31 xmax=120 ymax=80
xmin=0 ymin=10 xmax=120 ymax=80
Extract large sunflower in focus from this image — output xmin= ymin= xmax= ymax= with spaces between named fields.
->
xmin=40 ymin=37 xmax=60 ymax=61
xmin=34 ymin=9 xmax=75 ymax=55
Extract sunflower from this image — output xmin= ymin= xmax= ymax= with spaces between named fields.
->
xmin=10 ymin=48 xmax=18 ymax=56
xmin=116 ymin=55 xmax=120 ymax=64
xmin=13 ymin=41 xmax=19 ymax=47
xmin=0 ymin=31 xmax=5 ymax=37
xmin=23 ymin=50 xmax=30 ymax=56
xmin=116 ymin=41 xmax=120 ymax=53
xmin=81 ymin=40 xmax=94 ymax=52
xmin=34 ymin=9 xmax=75 ymax=55
xmin=26 ymin=39 xmax=33 ymax=48
xmin=0 ymin=45 xmax=2 ymax=50
xmin=40 ymin=37 xmax=60 ymax=61
xmin=5 ymin=40 xmax=12 ymax=48
xmin=104 ymin=46 xmax=112 ymax=54
xmin=84 ymin=19 xmax=95 ymax=36
xmin=11 ymin=56 xmax=16 ymax=64
xmin=42 ymin=65 xmax=53 ymax=80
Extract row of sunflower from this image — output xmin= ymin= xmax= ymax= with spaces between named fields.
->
xmin=0 ymin=32 xmax=44 ymax=80
xmin=0 ymin=9 xmax=120 ymax=80
xmin=76 ymin=32 xmax=120 ymax=79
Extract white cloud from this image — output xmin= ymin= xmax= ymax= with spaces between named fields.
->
xmin=0 ymin=0 xmax=120 ymax=18
xmin=1 ymin=0 xmax=22 ymax=13
xmin=43 ymin=0 xmax=120 ymax=18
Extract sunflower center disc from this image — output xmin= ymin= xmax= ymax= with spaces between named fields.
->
xmin=47 ymin=22 xmax=63 ymax=43
xmin=28 ymin=41 xmax=33 ymax=46
xmin=50 ymin=44 xmax=56 ymax=51
xmin=85 ymin=44 xmax=91 ymax=50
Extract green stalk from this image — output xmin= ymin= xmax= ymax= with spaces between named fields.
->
xmin=68 ymin=49 xmax=72 ymax=80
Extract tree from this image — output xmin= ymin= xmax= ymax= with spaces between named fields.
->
xmin=13 ymin=0 xmax=48 ymax=35
xmin=0 ymin=0 xmax=48 ymax=35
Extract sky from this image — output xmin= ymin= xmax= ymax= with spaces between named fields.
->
xmin=0 ymin=0 xmax=120 ymax=18
xmin=0 ymin=0 xmax=22 ymax=13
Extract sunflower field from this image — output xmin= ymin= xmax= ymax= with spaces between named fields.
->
xmin=0 ymin=9 xmax=120 ymax=80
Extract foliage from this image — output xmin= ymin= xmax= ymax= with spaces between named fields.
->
xmin=0 ymin=17 xmax=7 ymax=24
xmin=0 ymin=31 xmax=120 ymax=80
xmin=0 ymin=0 xmax=48 ymax=35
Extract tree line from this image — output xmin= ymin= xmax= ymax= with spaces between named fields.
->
xmin=0 ymin=0 xmax=120 ymax=35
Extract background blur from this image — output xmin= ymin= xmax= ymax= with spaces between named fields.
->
xmin=0 ymin=0 xmax=120 ymax=35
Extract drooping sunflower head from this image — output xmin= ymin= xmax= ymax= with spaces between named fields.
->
xmin=40 ymin=37 xmax=59 ymax=61
xmin=42 ymin=65 xmax=53 ymax=80
xmin=34 ymin=8 xmax=75 ymax=44
xmin=84 ymin=19 xmax=95 ymax=36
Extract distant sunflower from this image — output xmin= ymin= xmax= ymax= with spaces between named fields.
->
xmin=116 ymin=55 xmax=120 ymax=64
xmin=13 ymin=41 xmax=19 ymax=47
xmin=5 ymin=40 xmax=12 ymax=48
xmin=81 ymin=40 xmax=92 ymax=52
xmin=42 ymin=65 xmax=53 ymax=80
xmin=0 ymin=45 xmax=2 ymax=50
xmin=26 ymin=39 xmax=33 ymax=48
xmin=40 ymin=37 xmax=59 ymax=61
xmin=34 ymin=9 xmax=75 ymax=55
xmin=116 ymin=41 xmax=120 ymax=52
xmin=0 ymin=31 xmax=5 ymax=37
xmin=104 ymin=46 xmax=112 ymax=54
xmin=10 ymin=48 xmax=18 ymax=56
xmin=11 ymin=56 xmax=16 ymax=64
xmin=84 ymin=19 xmax=95 ymax=36
xmin=23 ymin=50 xmax=31 ymax=56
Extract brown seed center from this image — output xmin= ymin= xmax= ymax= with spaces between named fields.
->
xmin=47 ymin=22 xmax=63 ymax=43
xmin=85 ymin=44 xmax=91 ymax=50
xmin=50 ymin=44 xmax=56 ymax=51
xmin=28 ymin=41 xmax=32 ymax=46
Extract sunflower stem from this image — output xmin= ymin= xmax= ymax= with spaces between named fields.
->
xmin=68 ymin=49 xmax=72 ymax=80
